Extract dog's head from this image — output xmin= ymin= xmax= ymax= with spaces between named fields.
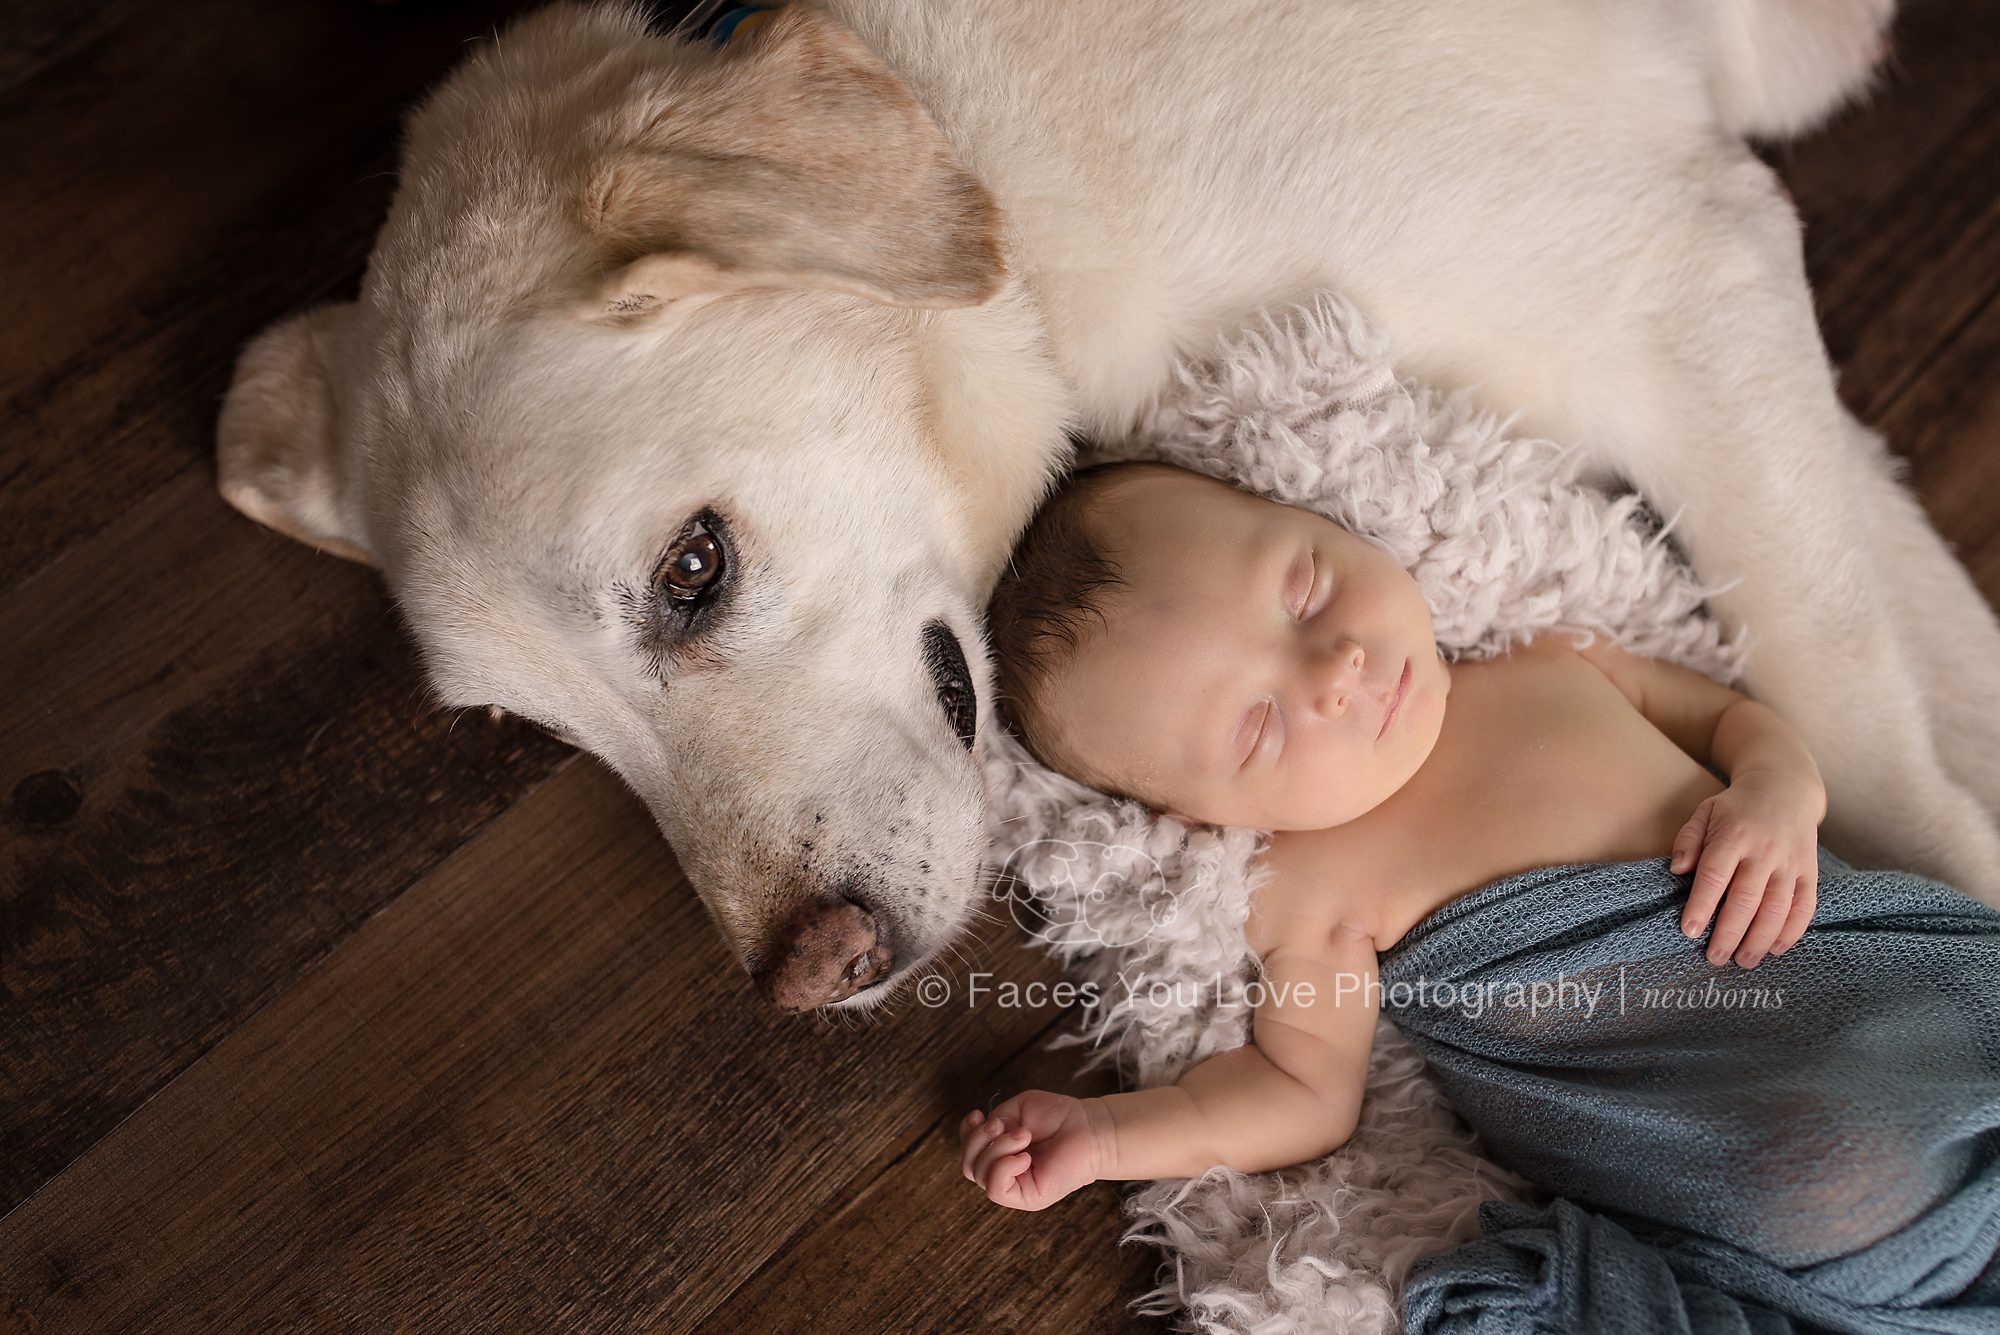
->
xmin=216 ymin=3 xmax=1072 ymax=1012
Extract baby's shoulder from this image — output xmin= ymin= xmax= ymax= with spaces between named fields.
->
xmin=1526 ymin=631 xmax=1656 ymax=711
xmin=1451 ymin=634 xmax=1606 ymax=710
xmin=1463 ymin=636 xmax=1657 ymax=739
xmin=1507 ymin=631 xmax=1590 ymax=666
xmin=1248 ymin=826 xmax=1389 ymax=956
xmin=1496 ymin=632 xmax=1636 ymax=697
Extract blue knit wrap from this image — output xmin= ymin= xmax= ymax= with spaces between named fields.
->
xmin=1384 ymin=850 xmax=2000 ymax=1332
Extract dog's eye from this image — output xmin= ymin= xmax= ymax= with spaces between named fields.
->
xmin=654 ymin=515 xmax=727 ymax=606
xmin=923 ymin=619 xmax=977 ymax=751
xmin=629 ymin=510 xmax=739 ymax=667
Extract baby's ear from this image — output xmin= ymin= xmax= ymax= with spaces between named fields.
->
xmin=215 ymin=302 xmax=375 ymax=565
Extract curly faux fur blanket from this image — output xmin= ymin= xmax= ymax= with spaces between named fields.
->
xmin=977 ymin=293 xmax=1750 ymax=1334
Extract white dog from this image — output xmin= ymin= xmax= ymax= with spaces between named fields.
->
xmin=215 ymin=0 xmax=2000 ymax=1012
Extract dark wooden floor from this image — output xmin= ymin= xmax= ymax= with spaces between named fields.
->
xmin=2 ymin=2 xmax=1997 ymax=1331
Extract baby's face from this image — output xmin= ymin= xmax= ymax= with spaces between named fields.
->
xmin=1044 ymin=467 xmax=1449 ymax=830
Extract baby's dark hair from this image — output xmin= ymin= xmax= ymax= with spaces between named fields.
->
xmin=986 ymin=459 xmax=1177 ymax=795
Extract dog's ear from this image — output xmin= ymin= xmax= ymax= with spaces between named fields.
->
xmin=579 ymin=5 xmax=1005 ymax=320
xmin=215 ymin=302 xmax=375 ymax=565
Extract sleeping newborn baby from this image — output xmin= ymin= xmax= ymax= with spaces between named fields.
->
xmin=958 ymin=460 xmax=2000 ymax=1326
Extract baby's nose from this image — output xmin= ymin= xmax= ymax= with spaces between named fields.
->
xmin=1315 ymin=642 xmax=1365 ymax=714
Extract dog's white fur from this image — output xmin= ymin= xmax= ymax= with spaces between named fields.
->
xmin=216 ymin=0 xmax=2000 ymax=1008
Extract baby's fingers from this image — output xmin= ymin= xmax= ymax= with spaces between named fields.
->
xmin=969 ymin=1119 xmax=1031 ymax=1189
xmin=1681 ymin=841 xmax=1739 ymax=939
xmin=1731 ymin=877 xmax=1794 ymax=968
xmin=1772 ymin=875 xmax=1817 ymax=955
xmin=961 ymin=1112 xmax=1010 ymax=1181
xmin=1671 ymin=802 xmax=1713 ymax=877
xmin=1706 ymin=864 xmax=1773 ymax=966
xmin=982 ymin=1147 xmax=1037 ymax=1209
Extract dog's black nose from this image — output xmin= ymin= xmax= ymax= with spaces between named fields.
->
xmin=757 ymin=897 xmax=893 ymax=1012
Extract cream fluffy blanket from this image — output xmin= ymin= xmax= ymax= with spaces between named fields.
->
xmin=977 ymin=293 xmax=1751 ymax=1334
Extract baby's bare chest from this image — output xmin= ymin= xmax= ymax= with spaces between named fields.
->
xmin=1254 ymin=645 xmax=1725 ymax=954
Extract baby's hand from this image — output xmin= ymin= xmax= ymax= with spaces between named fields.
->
xmin=957 ymin=1091 xmax=1102 ymax=1212
xmin=1671 ymin=772 xmax=1820 ymax=968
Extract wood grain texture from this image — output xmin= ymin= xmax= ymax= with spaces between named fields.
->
xmin=0 ymin=0 xmax=154 ymax=93
xmin=0 ymin=764 xmax=1124 ymax=1331
xmin=0 ymin=0 xmax=539 ymax=592
xmin=1881 ymin=287 xmax=2000 ymax=595
xmin=1775 ymin=0 xmax=2000 ymax=267
xmin=699 ymin=1032 xmax=1164 ymax=1335
xmin=0 ymin=466 xmax=574 ymax=1214
xmin=2 ymin=0 xmax=1997 ymax=1330
xmin=1808 ymin=87 xmax=2000 ymax=423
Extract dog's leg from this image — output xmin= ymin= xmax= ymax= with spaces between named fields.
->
xmin=1582 ymin=153 xmax=2000 ymax=901
xmin=1698 ymin=0 xmax=1895 ymax=141
xmin=1836 ymin=412 xmax=2000 ymax=819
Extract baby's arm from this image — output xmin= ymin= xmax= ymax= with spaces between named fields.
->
xmin=1091 ymin=925 xmax=1379 ymax=1177
xmin=959 ymin=924 xmax=1378 ymax=1210
xmin=1577 ymin=637 xmax=1826 ymax=968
